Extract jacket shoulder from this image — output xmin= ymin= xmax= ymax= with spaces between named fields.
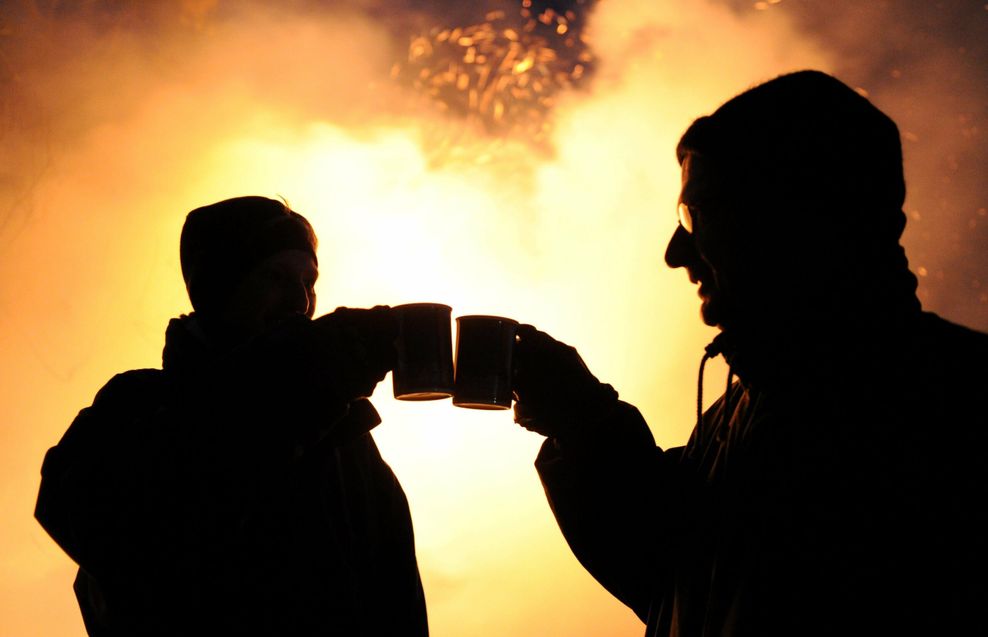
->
xmin=91 ymin=369 xmax=164 ymax=411
xmin=919 ymin=312 xmax=988 ymax=363
xmin=922 ymin=311 xmax=988 ymax=336
xmin=914 ymin=313 xmax=988 ymax=419
xmin=48 ymin=369 xmax=164 ymax=458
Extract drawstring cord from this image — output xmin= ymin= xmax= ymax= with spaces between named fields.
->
xmin=694 ymin=334 xmax=735 ymax=452
xmin=695 ymin=349 xmax=715 ymax=446
xmin=720 ymin=366 xmax=736 ymax=442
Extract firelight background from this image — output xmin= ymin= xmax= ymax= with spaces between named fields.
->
xmin=1 ymin=1 xmax=985 ymax=635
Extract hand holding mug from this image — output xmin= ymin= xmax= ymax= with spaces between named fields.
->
xmin=313 ymin=305 xmax=398 ymax=399
xmin=512 ymin=324 xmax=618 ymax=439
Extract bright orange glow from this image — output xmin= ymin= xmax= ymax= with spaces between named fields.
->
xmin=21 ymin=0 xmax=979 ymax=635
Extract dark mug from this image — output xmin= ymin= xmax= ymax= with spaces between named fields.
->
xmin=452 ymin=315 xmax=518 ymax=410
xmin=392 ymin=303 xmax=455 ymax=401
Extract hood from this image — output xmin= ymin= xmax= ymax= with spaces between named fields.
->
xmin=161 ymin=313 xmax=216 ymax=376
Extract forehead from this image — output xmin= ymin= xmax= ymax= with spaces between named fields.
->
xmin=679 ymin=153 xmax=729 ymax=204
xmin=256 ymin=249 xmax=318 ymax=277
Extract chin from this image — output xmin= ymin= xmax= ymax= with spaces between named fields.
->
xmin=699 ymin=299 xmax=721 ymax=327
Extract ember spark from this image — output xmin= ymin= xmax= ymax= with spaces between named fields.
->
xmin=393 ymin=1 xmax=596 ymax=150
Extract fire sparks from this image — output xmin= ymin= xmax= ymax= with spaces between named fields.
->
xmin=392 ymin=1 xmax=596 ymax=150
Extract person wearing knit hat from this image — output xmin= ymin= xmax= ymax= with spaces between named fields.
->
xmin=36 ymin=196 xmax=429 ymax=635
xmin=511 ymin=71 xmax=988 ymax=636
xmin=180 ymin=196 xmax=318 ymax=318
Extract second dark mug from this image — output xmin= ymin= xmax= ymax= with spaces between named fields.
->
xmin=393 ymin=303 xmax=455 ymax=401
xmin=453 ymin=315 xmax=518 ymax=410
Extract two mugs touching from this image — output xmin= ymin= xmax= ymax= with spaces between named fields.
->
xmin=392 ymin=303 xmax=517 ymax=410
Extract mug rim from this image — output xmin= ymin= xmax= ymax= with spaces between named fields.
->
xmin=394 ymin=302 xmax=453 ymax=312
xmin=455 ymin=314 xmax=518 ymax=324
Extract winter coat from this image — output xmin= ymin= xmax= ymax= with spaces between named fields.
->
xmin=36 ymin=316 xmax=428 ymax=636
xmin=536 ymin=311 xmax=988 ymax=637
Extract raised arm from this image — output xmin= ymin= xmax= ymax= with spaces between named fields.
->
xmin=513 ymin=325 xmax=691 ymax=622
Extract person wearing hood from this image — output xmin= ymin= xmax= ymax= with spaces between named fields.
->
xmin=512 ymin=70 xmax=988 ymax=636
xmin=35 ymin=196 xmax=428 ymax=636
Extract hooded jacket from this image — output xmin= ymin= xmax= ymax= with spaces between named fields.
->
xmin=535 ymin=306 xmax=988 ymax=637
xmin=35 ymin=315 xmax=428 ymax=636
xmin=532 ymin=71 xmax=988 ymax=636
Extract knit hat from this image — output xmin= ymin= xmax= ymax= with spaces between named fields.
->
xmin=180 ymin=196 xmax=318 ymax=315
xmin=676 ymin=70 xmax=906 ymax=244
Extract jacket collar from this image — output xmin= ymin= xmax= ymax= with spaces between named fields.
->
xmin=161 ymin=314 xmax=216 ymax=375
xmin=715 ymin=299 xmax=923 ymax=392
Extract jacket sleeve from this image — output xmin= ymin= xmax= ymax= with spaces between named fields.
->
xmin=180 ymin=316 xmax=379 ymax=451
xmin=535 ymin=400 xmax=687 ymax=623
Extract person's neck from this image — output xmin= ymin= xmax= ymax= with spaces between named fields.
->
xmin=720 ymin=293 xmax=921 ymax=391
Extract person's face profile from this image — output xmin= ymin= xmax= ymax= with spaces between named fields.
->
xmin=219 ymin=248 xmax=319 ymax=340
xmin=665 ymin=153 xmax=742 ymax=329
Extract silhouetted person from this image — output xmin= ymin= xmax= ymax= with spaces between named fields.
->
xmin=511 ymin=71 xmax=988 ymax=636
xmin=35 ymin=197 xmax=428 ymax=636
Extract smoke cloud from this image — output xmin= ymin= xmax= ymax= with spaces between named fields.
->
xmin=0 ymin=1 xmax=983 ymax=635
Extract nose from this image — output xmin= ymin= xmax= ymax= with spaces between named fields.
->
xmin=665 ymin=225 xmax=695 ymax=269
